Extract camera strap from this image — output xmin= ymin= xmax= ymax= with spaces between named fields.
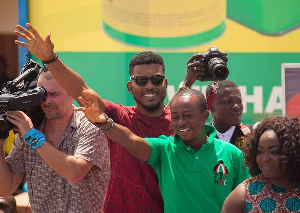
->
xmin=207 ymin=82 xmax=219 ymax=110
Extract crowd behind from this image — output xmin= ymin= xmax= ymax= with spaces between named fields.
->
xmin=0 ymin=23 xmax=299 ymax=213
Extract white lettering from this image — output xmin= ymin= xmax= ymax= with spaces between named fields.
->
xmin=167 ymin=85 xmax=176 ymax=103
xmin=240 ymin=86 xmax=263 ymax=113
xmin=167 ymin=84 xmax=282 ymax=114
xmin=265 ymin=86 xmax=282 ymax=113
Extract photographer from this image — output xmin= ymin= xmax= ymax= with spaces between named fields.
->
xmin=0 ymin=70 xmax=110 ymax=213
xmin=182 ymin=54 xmax=250 ymax=149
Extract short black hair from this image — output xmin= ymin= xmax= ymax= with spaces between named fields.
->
xmin=129 ymin=51 xmax=165 ymax=75
xmin=243 ymin=116 xmax=300 ymax=184
xmin=170 ymin=88 xmax=207 ymax=112
xmin=205 ymin=80 xmax=239 ymax=97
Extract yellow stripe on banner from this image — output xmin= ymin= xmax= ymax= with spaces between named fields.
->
xmin=28 ymin=0 xmax=300 ymax=52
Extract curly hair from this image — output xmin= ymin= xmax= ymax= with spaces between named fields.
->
xmin=243 ymin=116 xmax=300 ymax=184
xmin=129 ymin=51 xmax=165 ymax=75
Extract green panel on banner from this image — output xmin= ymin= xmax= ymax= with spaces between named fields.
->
xmin=34 ymin=52 xmax=300 ymax=125
xmin=227 ymin=0 xmax=300 ymax=35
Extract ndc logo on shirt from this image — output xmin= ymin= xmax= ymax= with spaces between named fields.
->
xmin=213 ymin=160 xmax=229 ymax=186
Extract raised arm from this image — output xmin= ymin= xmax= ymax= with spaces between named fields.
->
xmin=76 ymin=90 xmax=152 ymax=162
xmin=181 ymin=53 xmax=206 ymax=88
xmin=101 ymin=121 xmax=151 ymax=162
xmin=5 ymin=111 xmax=99 ymax=183
xmin=14 ymin=23 xmax=105 ymax=112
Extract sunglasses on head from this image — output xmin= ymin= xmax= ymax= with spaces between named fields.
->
xmin=130 ymin=75 xmax=165 ymax=86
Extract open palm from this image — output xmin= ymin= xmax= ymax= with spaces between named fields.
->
xmin=14 ymin=23 xmax=55 ymax=61
xmin=76 ymin=89 xmax=106 ymax=124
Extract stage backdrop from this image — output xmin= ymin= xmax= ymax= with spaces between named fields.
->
xmin=19 ymin=0 xmax=300 ymax=124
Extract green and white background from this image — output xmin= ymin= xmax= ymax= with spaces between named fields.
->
xmin=23 ymin=0 xmax=300 ymax=124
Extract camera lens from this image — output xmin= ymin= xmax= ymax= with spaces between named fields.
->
xmin=214 ymin=65 xmax=229 ymax=79
xmin=208 ymin=58 xmax=229 ymax=80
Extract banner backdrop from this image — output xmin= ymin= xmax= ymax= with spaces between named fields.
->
xmin=22 ymin=0 xmax=300 ymax=124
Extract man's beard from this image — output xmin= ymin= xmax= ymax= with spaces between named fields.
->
xmin=42 ymin=105 xmax=60 ymax=119
xmin=134 ymin=95 xmax=165 ymax=113
xmin=44 ymin=111 xmax=60 ymax=119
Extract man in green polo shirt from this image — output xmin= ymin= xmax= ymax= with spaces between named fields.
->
xmin=78 ymin=88 xmax=250 ymax=213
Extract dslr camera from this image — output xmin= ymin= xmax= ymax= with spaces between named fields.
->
xmin=0 ymin=57 xmax=47 ymax=139
xmin=196 ymin=46 xmax=229 ymax=81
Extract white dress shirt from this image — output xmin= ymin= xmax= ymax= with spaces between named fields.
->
xmin=212 ymin=122 xmax=236 ymax=142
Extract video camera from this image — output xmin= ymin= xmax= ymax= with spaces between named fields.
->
xmin=0 ymin=56 xmax=47 ymax=139
xmin=196 ymin=46 xmax=229 ymax=81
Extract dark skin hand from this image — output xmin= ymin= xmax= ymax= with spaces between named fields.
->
xmin=183 ymin=53 xmax=206 ymax=88
xmin=75 ymin=90 xmax=106 ymax=124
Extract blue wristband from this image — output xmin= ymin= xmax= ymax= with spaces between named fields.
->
xmin=24 ymin=129 xmax=47 ymax=151
xmin=30 ymin=137 xmax=46 ymax=150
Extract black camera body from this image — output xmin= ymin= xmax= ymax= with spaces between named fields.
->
xmin=196 ymin=46 xmax=229 ymax=81
xmin=0 ymin=58 xmax=47 ymax=139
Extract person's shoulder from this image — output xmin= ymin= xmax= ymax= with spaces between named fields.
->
xmin=214 ymin=138 xmax=243 ymax=154
xmin=74 ymin=110 xmax=99 ymax=129
xmin=105 ymin=100 xmax=134 ymax=110
xmin=74 ymin=110 xmax=86 ymax=120
xmin=222 ymin=182 xmax=247 ymax=213
xmin=105 ymin=100 xmax=138 ymax=120
xmin=246 ymin=174 xmax=264 ymax=184
xmin=145 ymin=135 xmax=175 ymax=149
xmin=146 ymin=135 xmax=173 ymax=143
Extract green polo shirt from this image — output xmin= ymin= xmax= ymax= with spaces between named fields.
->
xmin=145 ymin=125 xmax=250 ymax=213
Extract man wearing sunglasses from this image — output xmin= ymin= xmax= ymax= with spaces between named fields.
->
xmin=14 ymin=23 xmax=177 ymax=212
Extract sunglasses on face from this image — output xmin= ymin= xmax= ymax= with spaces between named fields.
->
xmin=130 ymin=75 xmax=165 ymax=86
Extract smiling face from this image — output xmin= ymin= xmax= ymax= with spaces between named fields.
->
xmin=210 ymin=86 xmax=243 ymax=133
xmin=170 ymin=94 xmax=209 ymax=150
xmin=127 ymin=64 xmax=167 ymax=116
xmin=256 ymin=129 xmax=289 ymax=186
